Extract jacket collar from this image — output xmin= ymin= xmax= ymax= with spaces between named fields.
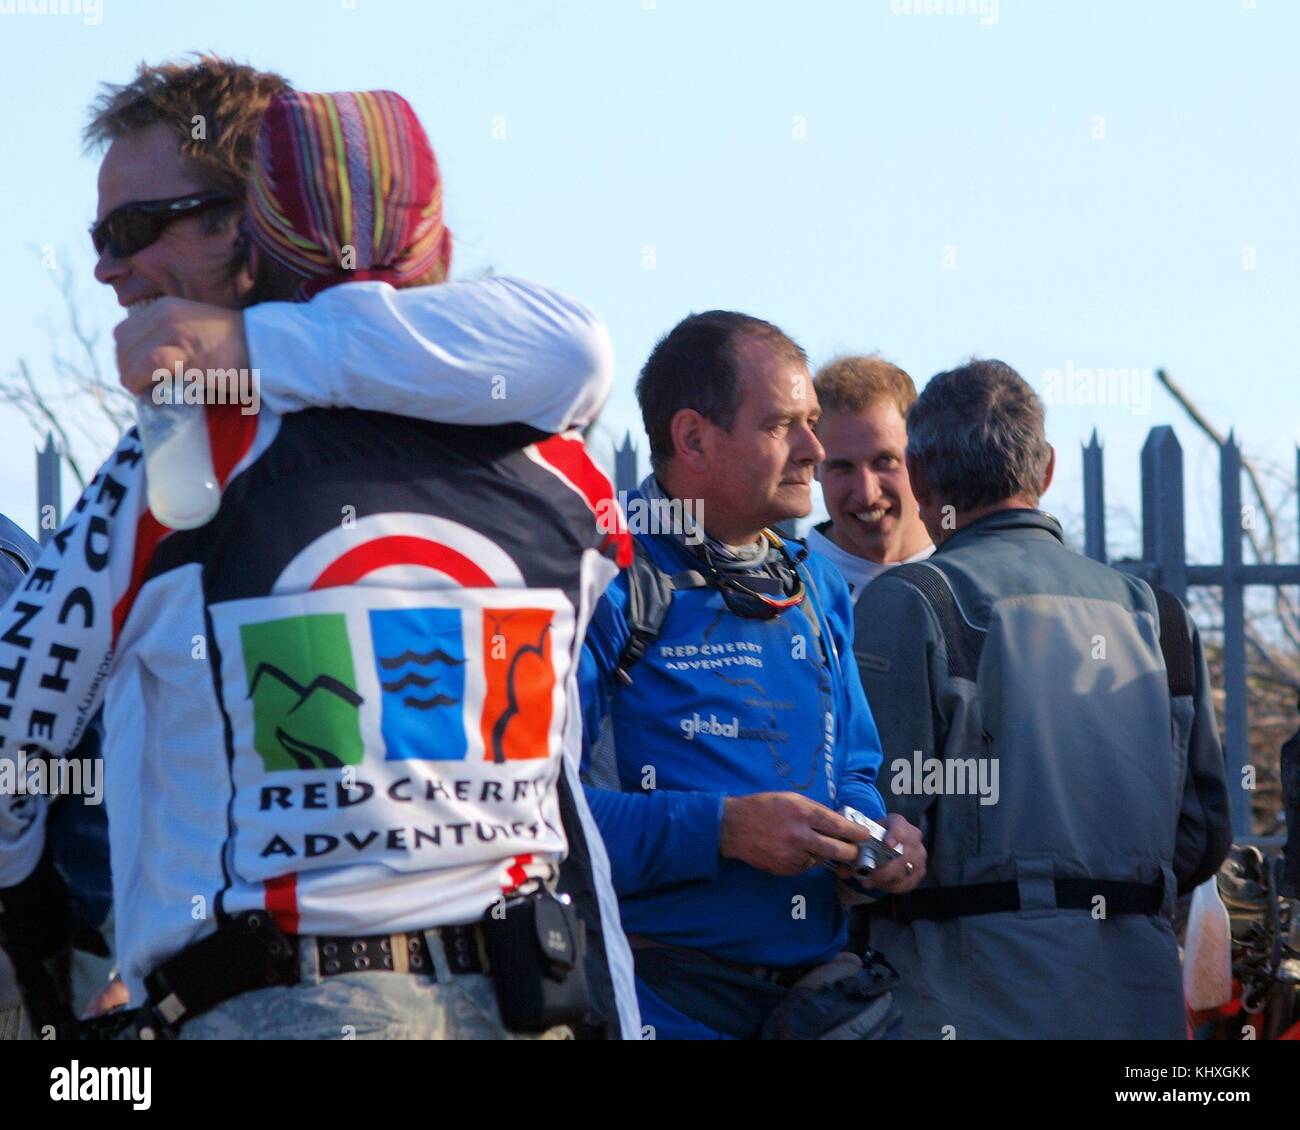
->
xmin=935 ymin=507 xmax=1064 ymax=555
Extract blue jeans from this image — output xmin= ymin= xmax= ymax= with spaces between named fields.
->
xmin=177 ymin=927 xmax=572 ymax=1040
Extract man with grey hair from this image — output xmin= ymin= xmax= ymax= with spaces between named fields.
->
xmin=852 ymin=358 xmax=1231 ymax=1039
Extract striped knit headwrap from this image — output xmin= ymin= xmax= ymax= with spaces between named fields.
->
xmin=247 ymin=90 xmax=452 ymax=299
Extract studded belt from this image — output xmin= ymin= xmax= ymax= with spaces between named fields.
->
xmin=313 ymin=923 xmax=486 ymax=979
xmin=126 ymin=912 xmax=491 ymax=1040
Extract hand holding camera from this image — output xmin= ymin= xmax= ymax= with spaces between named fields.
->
xmin=835 ymin=808 xmax=927 ymax=897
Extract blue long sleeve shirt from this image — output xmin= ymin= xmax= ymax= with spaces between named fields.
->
xmin=579 ymin=529 xmax=886 ymax=967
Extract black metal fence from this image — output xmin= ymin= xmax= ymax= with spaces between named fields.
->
xmin=40 ymin=424 xmax=1295 ymax=843
xmin=1084 ymin=426 xmax=1298 ymax=843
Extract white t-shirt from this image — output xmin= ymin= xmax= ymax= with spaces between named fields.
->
xmin=805 ymin=523 xmax=935 ymax=604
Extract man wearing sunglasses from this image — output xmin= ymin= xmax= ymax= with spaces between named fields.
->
xmin=91 ymin=191 xmax=235 ymax=262
xmin=0 ymin=57 xmax=635 ymax=1038
xmin=577 ymin=311 xmax=927 ymax=1040
xmin=94 ymin=58 xmax=610 ymax=432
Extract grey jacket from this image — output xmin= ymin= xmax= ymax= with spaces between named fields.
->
xmin=852 ymin=509 xmax=1231 ymax=1039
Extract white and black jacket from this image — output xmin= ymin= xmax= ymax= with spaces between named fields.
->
xmin=0 ymin=277 xmax=640 ymax=1038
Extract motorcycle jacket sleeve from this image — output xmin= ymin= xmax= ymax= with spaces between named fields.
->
xmin=852 ymin=573 xmax=945 ymax=833
xmin=0 ymin=429 xmax=150 ymax=886
xmin=1173 ymin=610 xmax=1233 ymax=894
xmin=244 ymin=276 xmax=613 ymax=432
xmin=578 ymin=580 xmax=726 ymax=897
xmin=812 ymin=562 xmax=888 ymax=823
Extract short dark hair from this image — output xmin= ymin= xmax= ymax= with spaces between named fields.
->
xmin=906 ymin=358 xmax=1051 ymax=511
xmin=637 ymin=310 xmax=808 ymax=471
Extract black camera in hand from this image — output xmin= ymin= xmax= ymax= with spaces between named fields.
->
xmin=840 ymin=806 xmax=904 ymax=880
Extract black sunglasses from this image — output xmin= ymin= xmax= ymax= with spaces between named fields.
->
xmin=90 ymin=192 xmax=236 ymax=260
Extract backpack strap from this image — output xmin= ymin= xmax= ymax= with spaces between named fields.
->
xmin=1149 ymin=583 xmax=1195 ymax=699
xmin=613 ymin=539 xmax=709 ymax=686
xmin=885 ymin=561 xmax=986 ymax=681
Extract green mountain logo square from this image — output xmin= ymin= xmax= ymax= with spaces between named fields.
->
xmin=240 ymin=612 xmax=365 ymax=771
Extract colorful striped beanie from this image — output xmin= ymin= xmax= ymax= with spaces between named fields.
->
xmin=247 ymin=90 xmax=452 ymax=299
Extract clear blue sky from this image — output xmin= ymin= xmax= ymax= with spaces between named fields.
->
xmin=1 ymin=0 xmax=1297 ymax=561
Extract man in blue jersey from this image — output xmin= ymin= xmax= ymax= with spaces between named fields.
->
xmin=579 ymin=311 xmax=927 ymax=1039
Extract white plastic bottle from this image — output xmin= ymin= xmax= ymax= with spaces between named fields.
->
xmin=134 ymin=393 xmax=221 ymax=530
xmin=126 ymin=295 xmax=220 ymax=529
xmin=1183 ymin=876 xmax=1233 ymax=1011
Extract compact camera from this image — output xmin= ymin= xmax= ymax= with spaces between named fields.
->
xmin=839 ymin=805 xmax=904 ymax=879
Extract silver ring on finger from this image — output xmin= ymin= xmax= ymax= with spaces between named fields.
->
xmin=904 ymin=860 xmax=915 ymax=877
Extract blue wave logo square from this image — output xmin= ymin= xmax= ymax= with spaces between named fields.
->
xmin=369 ymin=608 xmax=468 ymax=761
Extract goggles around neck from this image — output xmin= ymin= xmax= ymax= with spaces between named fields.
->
xmin=693 ymin=531 xmax=807 ymax=620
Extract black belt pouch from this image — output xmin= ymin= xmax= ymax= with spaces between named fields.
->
xmin=482 ymin=889 xmax=591 ymax=1033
